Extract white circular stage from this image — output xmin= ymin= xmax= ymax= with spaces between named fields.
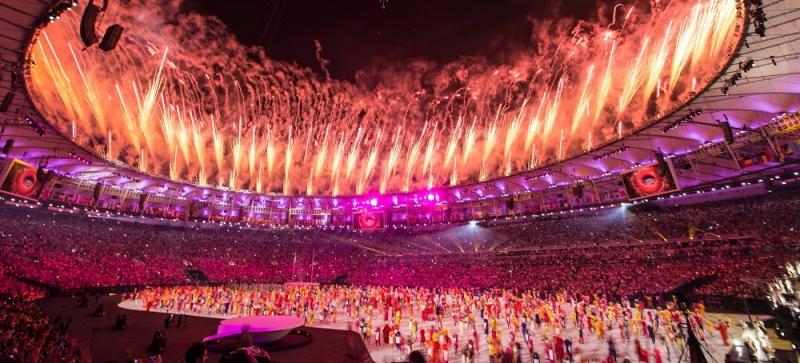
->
xmin=203 ymin=316 xmax=305 ymax=345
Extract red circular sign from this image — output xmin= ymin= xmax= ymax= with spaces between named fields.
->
xmin=358 ymin=212 xmax=380 ymax=229
xmin=631 ymin=165 xmax=666 ymax=196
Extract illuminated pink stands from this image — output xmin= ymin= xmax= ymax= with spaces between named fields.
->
xmin=203 ymin=316 xmax=305 ymax=345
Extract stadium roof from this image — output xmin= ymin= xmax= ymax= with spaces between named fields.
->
xmin=1 ymin=0 xmax=800 ymax=208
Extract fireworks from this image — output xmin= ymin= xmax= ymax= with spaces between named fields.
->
xmin=26 ymin=0 xmax=742 ymax=195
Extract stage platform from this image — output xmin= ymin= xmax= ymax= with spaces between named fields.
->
xmin=204 ymin=315 xmax=306 ymax=345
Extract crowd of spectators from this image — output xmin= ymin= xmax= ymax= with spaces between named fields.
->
xmin=346 ymin=238 xmax=799 ymax=298
xmin=0 ymin=207 xmax=370 ymax=289
xmin=0 ymin=297 xmax=83 ymax=362
xmin=0 ymin=266 xmax=44 ymax=300
xmin=0 ymin=188 xmax=798 ymax=299
xmin=484 ymin=188 xmax=800 ymax=249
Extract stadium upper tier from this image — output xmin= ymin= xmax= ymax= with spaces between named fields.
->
xmin=0 ymin=0 xmax=799 ymax=228
xmin=1 ymin=185 xmax=799 ymax=297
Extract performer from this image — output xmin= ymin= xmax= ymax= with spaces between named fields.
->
xmin=635 ymin=340 xmax=649 ymax=362
xmin=716 ymin=320 xmax=730 ymax=346
xmin=383 ymin=323 xmax=391 ymax=345
xmin=461 ymin=341 xmax=475 ymax=363
xmin=394 ymin=330 xmax=403 ymax=351
xmin=564 ymin=338 xmax=573 ymax=361
xmin=654 ymin=347 xmax=663 ymax=363
xmin=395 ymin=310 xmax=402 ymax=328
xmin=527 ymin=336 xmax=535 ymax=358
xmin=554 ymin=335 xmax=565 ymax=362
xmin=545 ymin=341 xmax=555 ymax=363
xmin=522 ymin=320 xmax=529 ymax=342
xmin=607 ymin=339 xmax=617 ymax=363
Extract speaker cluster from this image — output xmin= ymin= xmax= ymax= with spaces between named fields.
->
xmin=79 ymin=0 xmax=125 ymax=51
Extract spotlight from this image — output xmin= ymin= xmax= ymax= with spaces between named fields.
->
xmin=592 ymin=146 xmax=630 ymax=161
xmin=43 ymin=1 xmax=75 ymax=25
xmin=24 ymin=116 xmax=45 ymax=136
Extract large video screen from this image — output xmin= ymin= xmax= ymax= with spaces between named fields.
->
xmin=0 ymin=159 xmax=42 ymax=200
xmin=621 ymin=162 xmax=680 ymax=200
xmin=354 ymin=211 xmax=384 ymax=230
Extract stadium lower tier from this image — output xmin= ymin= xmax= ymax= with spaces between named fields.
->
xmin=1 ymin=187 xmax=799 ymax=299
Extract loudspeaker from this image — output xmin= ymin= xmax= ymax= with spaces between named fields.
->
xmin=99 ymin=24 xmax=124 ymax=51
xmin=35 ymin=169 xmax=55 ymax=199
xmin=80 ymin=2 xmax=102 ymax=47
xmin=2 ymin=139 xmax=13 ymax=154
xmin=92 ymin=183 xmax=103 ymax=206
xmin=765 ymin=179 xmax=774 ymax=192
xmin=720 ymin=121 xmax=734 ymax=144
xmin=0 ymin=92 xmax=14 ymax=112
xmin=655 ymin=151 xmax=669 ymax=176
xmin=573 ymin=184 xmax=584 ymax=198
xmin=138 ymin=193 xmax=149 ymax=213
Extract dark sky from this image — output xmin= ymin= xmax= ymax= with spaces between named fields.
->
xmin=187 ymin=0 xmax=600 ymax=81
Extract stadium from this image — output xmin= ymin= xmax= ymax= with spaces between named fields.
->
xmin=0 ymin=0 xmax=799 ymax=361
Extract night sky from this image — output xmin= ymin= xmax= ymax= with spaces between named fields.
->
xmin=186 ymin=0 xmax=601 ymax=81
